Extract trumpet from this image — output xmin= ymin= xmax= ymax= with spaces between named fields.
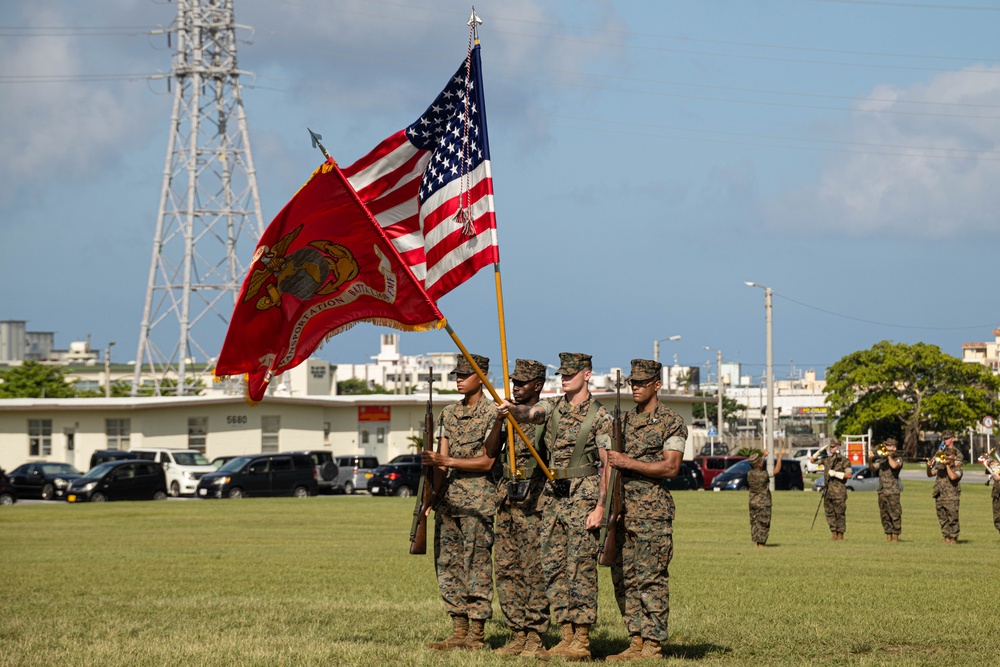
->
xmin=870 ymin=444 xmax=901 ymax=460
xmin=978 ymin=447 xmax=1000 ymax=485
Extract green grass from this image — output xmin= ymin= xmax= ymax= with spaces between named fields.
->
xmin=2 ymin=482 xmax=998 ymax=666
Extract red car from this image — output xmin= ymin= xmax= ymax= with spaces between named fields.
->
xmin=694 ymin=456 xmax=747 ymax=490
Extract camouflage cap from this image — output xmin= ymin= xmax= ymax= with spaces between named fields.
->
xmin=510 ymin=358 xmax=545 ymax=382
xmin=883 ymin=437 xmax=898 ymax=448
xmin=941 ymin=429 xmax=956 ymax=440
xmin=625 ymin=358 xmax=662 ymax=383
xmin=943 ymin=446 xmax=959 ymax=456
xmin=828 ymin=440 xmax=842 ymax=449
xmin=747 ymin=451 xmax=762 ymax=464
xmin=452 ymin=353 xmax=489 ymax=376
xmin=556 ymin=352 xmax=592 ymax=375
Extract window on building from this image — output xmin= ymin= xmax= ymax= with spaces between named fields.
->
xmin=188 ymin=417 xmax=208 ymax=452
xmin=106 ymin=418 xmax=131 ymax=450
xmin=323 ymin=421 xmax=331 ymax=445
xmin=360 ymin=427 xmax=370 ymax=445
xmin=261 ymin=415 xmax=280 ymax=453
xmin=376 ymin=427 xmax=385 ymax=444
xmin=74 ymin=380 xmax=101 ymax=393
xmin=28 ymin=419 xmax=52 ymax=457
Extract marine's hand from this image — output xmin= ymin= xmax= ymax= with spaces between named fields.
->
xmin=498 ymin=399 xmax=514 ymax=416
xmin=585 ymin=505 xmax=604 ymax=531
xmin=606 ymin=450 xmax=631 ymax=470
xmin=422 ymin=451 xmax=443 ymax=467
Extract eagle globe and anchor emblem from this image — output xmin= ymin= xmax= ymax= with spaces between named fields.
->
xmin=245 ymin=225 xmax=360 ymax=310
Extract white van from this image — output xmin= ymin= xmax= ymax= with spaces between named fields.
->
xmin=791 ymin=446 xmax=824 ymax=474
xmin=130 ymin=448 xmax=216 ymax=496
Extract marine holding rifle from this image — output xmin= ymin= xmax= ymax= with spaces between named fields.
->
xmin=423 ymin=353 xmax=503 ymax=651
xmin=492 ymin=358 xmax=550 ymax=658
xmin=499 ymin=352 xmax=613 ymax=662
xmin=604 ymin=358 xmax=687 ymax=662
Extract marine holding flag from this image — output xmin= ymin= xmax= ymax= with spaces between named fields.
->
xmin=215 ymin=162 xmax=445 ymax=401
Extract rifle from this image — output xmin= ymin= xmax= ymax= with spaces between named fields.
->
xmin=409 ymin=369 xmax=436 ymax=554
xmin=598 ymin=370 xmax=624 ymax=567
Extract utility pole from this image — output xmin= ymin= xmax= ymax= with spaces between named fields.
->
xmin=134 ymin=0 xmax=264 ymax=396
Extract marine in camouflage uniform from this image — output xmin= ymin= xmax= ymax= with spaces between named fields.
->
xmin=927 ymin=432 xmax=963 ymax=543
xmin=424 ymin=353 xmax=501 ymax=651
xmin=492 ymin=359 xmax=550 ymax=658
xmin=501 ymin=352 xmax=613 ymax=662
xmin=991 ymin=469 xmax=1000 ymax=534
xmin=747 ymin=449 xmax=782 ymax=547
xmin=605 ymin=358 xmax=687 ymax=663
xmin=869 ymin=437 xmax=903 ymax=541
xmin=821 ymin=441 xmax=851 ymax=540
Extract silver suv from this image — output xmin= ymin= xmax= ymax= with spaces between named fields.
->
xmin=284 ymin=450 xmax=340 ymax=494
xmin=333 ymin=455 xmax=379 ymax=494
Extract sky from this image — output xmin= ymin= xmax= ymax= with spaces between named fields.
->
xmin=3 ymin=0 xmax=1000 ymax=383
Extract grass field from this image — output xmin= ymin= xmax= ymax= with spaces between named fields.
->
xmin=2 ymin=479 xmax=998 ymax=666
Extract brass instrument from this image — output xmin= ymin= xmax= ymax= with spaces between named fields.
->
xmin=978 ymin=447 xmax=1000 ymax=485
xmin=871 ymin=444 xmax=901 ymax=460
xmin=926 ymin=450 xmax=947 ymax=468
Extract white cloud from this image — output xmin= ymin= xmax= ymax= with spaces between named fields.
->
xmin=763 ymin=65 xmax=1000 ymax=238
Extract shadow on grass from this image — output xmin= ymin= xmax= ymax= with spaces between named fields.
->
xmin=593 ymin=638 xmax=731 ymax=661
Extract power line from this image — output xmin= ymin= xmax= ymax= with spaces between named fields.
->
xmin=775 ymin=293 xmax=995 ymax=330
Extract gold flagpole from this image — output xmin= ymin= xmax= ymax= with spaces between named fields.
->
xmin=446 ymin=323 xmax=553 ymax=480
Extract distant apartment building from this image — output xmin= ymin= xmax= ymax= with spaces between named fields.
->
xmin=962 ymin=327 xmax=1000 ymax=373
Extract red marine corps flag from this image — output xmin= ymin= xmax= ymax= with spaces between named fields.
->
xmin=215 ymin=161 xmax=445 ymax=402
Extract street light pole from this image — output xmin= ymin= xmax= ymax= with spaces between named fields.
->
xmin=746 ymin=282 xmax=775 ymax=490
xmin=704 ymin=346 xmax=724 ymax=444
xmin=653 ymin=335 xmax=681 ymax=391
xmin=105 ymin=341 xmax=116 ymax=398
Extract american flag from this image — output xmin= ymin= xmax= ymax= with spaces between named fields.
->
xmin=343 ymin=44 xmax=499 ymax=301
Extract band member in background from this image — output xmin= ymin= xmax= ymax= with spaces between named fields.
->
xmin=822 ymin=440 xmax=851 ymax=540
xmin=927 ymin=430 xmax=963 ymax=544
xmin=990 ymin=467 xmax=1000 ymax=535
xmin=747 ymin=448 xmax=782 ymax=548
xmin=870 ymin=437 xmax=903 ymax=542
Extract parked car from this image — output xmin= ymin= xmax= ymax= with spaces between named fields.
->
xmin=710 ymin=459 xmax=805 ymax=491
xmin=283 ymin=450 xmax=339 ymax=493
xmin=368 ymin=462 xmax=422 ymax=497
xmin=333 ymin=455 xmax=380 ymax=494
xmin=812 ymin=465 xmax=902 ymax=493
xmin=6 ymin=462 xmax=83 ymax=500
xmin=792 ymin=446 xmax=825 ymax=473
xmin=210 ymin=455 xmax=242 ymax=470
xmin=664 ymin=460 xmax=704 ymax=491
xmin=694 ymin=456 xmax=747 ymax=489
xmin=0 ymin=468 xmax=17 ymax=505
xmin=388 ymin=454 xmax=422 ymax=465
xmin=130 ymin=448 xmax=216 ymax=496
xmin=698 ymin=442 xmax=730 ymax=457
xmin=89 ymin=449 xmax=140 ymax=469
xmin=196 ymin=453 xmax=318 ymax=499
xmin=66 ymin=460 xmax=168 ymax=502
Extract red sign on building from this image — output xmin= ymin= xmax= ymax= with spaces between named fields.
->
xmin=358 ymin=406 xmax=391 ymax=422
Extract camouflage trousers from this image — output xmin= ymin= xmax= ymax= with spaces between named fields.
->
xmin=433 ymin=510 xmax=494 ymax=620
xmin=934 ymin=496 xmax=960 ymax=540
xmin=539 ymin=489 xmax=601 ymax=625
xmin=878 ymin=493 xmax=902 ymax=535
xmin=494 ymin=484 xmax=549 ymax=633
xmin=993 ymin=484 xmax=1000 ymax=534
xmin=824 ymin=494 xmax=847 ymax=533
xmin=749 ymin=493 xmax=771 ymax=544
xmin=610 ymin=518 xmax=673 ymax=643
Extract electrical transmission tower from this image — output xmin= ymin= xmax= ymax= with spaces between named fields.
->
xmin=133 ymin=0 xmax=263 ymax=396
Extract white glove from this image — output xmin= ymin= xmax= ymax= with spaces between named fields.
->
xmin=829 ymin=470 xmax=845 ymax=480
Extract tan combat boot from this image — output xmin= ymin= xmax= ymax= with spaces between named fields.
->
xmin=427 ymin=615 xmax=468 ymax=651
xmin=639 ymin=638 xmax=664 ymax=659
xmin=494 ymin=629 xmax=527 ymax=655
xmin=461 ymin=619 xmax=487 ymax=650
xmin=606 ymin=635 xmax=643 ymax=661
xmin=535 ymin=622 xmax=573 ymax=660
xmin=520 ymin=630 xmax=545 ymax=658
xmin=560 ymin=623 xmax=592 ymax=661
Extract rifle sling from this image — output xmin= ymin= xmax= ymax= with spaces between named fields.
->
xmin=547 ymin=399 xmax=601 ymax=478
